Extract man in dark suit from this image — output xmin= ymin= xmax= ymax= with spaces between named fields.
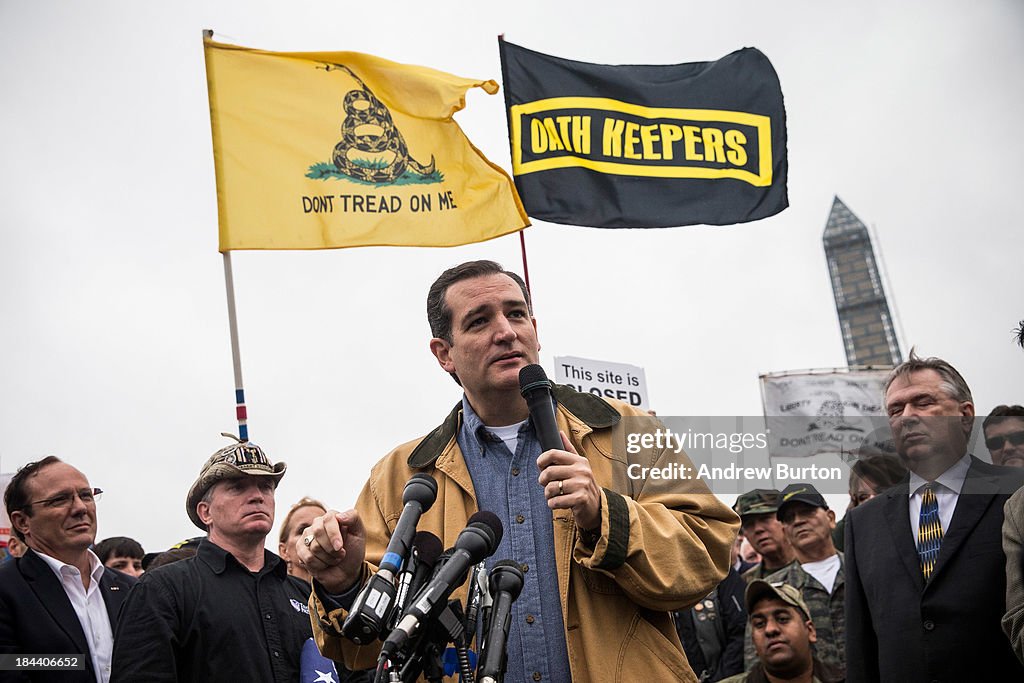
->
xmin=0 ymin=456 xmax=135 ymax=682
xmin=845 ymin=353 xmax=1024 ymax=682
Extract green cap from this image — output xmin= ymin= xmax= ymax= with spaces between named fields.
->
xmin=745 ymin=580 xmax=812 ymax=622
xmin=733 ymin=489 xmax=782 ymax=517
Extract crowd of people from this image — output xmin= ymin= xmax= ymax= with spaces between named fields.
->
xmin=675 ymin=357 xmax=1024 ymax=683
xmin=1 ymin=260 xmax=1023 ymax=683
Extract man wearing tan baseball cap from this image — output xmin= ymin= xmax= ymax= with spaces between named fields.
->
xmin=721 ymin=580 xmax=844 ymax=683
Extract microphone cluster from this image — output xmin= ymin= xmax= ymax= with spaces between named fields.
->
xmin=342 ymin=473 xmax=525 ymax=683
xmin=342 ymin=473 xmax=438 ymax=645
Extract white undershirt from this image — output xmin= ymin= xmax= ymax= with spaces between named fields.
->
xmin=908 ymin=453 xmax=970 ymax=540
xmin=801 ymin=553 xmax=841 ymax=594
xmin=36 ymin=549 xmax=113 ymax=683
xmin=489 ymin=420 xmax=528 ymax=454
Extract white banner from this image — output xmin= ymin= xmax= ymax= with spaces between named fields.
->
xmin=554 ymin=355 xmax=649 ymax=410
xmin=761 ymin=369 xmax=892 ymax=458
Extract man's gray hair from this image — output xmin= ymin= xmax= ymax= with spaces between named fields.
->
xmin=883 ymin=349 xmax=973 ymax=404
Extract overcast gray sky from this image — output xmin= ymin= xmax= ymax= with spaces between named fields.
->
xmin=2 ymin=0 xmax=1022 ymax=553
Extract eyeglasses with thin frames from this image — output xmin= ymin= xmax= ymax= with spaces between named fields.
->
xmin=985 ymin=432 xmax=1024 ymax=451
xmin=24 ymin=488 xmax=103 ymax=510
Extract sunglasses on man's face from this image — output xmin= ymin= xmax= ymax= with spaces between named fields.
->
xmin=985 ymin=432 xmax=1024 ymax=451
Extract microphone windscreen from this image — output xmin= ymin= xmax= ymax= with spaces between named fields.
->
xmin=468 ymin=510 xmax=504 ymax=549
xmin=491 ymin=558 xmax=521 ymax=571
xmin=489 ymin=559 xmax=525 ymax=598
xmin=412 ymin=531 xmax=443 ymax=566
xmin=403 ymin=473 xmax=438 ymax=508
xmin=518 ymin=364 xmax=551 ymax=396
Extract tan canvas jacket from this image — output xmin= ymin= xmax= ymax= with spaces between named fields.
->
xmin=311 ymin=386 xmax=739 ymax=682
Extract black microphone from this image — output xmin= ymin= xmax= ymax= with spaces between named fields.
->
xmin=519 ymin=364 xmax=562 ymax=451
xmin=392 ymin=531 xmax=443 ymax=624
xmin=381 ymin=511 xmax=503 ymax=658
xmin=342 ymin=473 xmax=438 ymax=644
xmin=477 ymin=560 xmax=525 ymax=683
xmin=381 ymin=474 xmax=439 ymax=577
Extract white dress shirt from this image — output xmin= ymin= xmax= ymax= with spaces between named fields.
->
xmin=36 ymin=549 xmax=114 ymax=683
xmin=908 ymin=452 xmax=971 ymax=541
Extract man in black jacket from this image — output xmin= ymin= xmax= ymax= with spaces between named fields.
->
xmin=1 ymin=456 xmax=135 ymax=682
xmin=110 ymin=436 xmax=313 ymax=682
xmin=845 ymin=352 xmax=1024 ymax=682
xmin=110 ymin=435 xmax=369 ymax=683
xmin=676 ymin=566 xmax=747 ymax=681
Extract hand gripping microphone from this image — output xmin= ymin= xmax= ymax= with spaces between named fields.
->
xmin=477 ymin=560 xmax=525 ymax=683
xmin=519 ymin=364 xmax=562 ymax=452
xmin=381 ymin=511 xmax=503 ymax=659
xmin=342 ymin=473 xmax=438 ymax=644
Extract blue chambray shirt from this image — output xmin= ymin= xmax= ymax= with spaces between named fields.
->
xmin=457 ymin=397 xmax=572 ymax=683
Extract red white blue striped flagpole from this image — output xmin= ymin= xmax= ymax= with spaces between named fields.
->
xmin=222 ymin=251 xmax=249 ymax=441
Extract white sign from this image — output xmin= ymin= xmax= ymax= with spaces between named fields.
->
xmin=761 ymin=369 xmax=892 ymax=458
xmin=554 ymin=355 xmax=649 ymax=410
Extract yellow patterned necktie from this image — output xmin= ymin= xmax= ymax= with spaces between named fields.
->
xmin=917 ymin=484 xmax=943 ymax=580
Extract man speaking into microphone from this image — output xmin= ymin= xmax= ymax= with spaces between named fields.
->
xmin=297 ymin=260 xmax=739 ymax=682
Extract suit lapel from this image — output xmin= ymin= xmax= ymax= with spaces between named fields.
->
xmin=881 ymin=483 xmax=926 ymax=592
xmin=928 ymin=457 xmax=998 ymax=584
xmin=20 ymin=550 xmax=91 ymax=655
xmin=99 ymin=569 xmax=126 ymax=626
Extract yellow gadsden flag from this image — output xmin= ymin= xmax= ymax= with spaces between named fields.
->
xmin=203 ymin=36 xmax=529 ymax=251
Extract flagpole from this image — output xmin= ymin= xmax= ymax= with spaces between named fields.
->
xmin=222 ymin=251 xmax=249 ymax=441
xmin=207 ymin=29 xmax=248 ymax=441
xmin=518 ymin=229 xmax=531 ymax=294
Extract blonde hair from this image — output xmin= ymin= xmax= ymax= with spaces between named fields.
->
xmin=278 ymin=496 xmax=327 ymax=544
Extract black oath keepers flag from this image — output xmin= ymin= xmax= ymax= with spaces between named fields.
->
xmin=498 ymin=38 xmax=788 ymax=228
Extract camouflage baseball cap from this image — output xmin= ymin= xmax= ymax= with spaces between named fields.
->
xmin=776 ymin=483 xmax=828 ymax=520
xmin=745 ymin=579 xmax=812 ymax=622
xmin=733 ymin=489 xmax=782 ymax=517
xmin=186 ymin=433 xmax=286 ymax=531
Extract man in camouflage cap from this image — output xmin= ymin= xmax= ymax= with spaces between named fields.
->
xmin=744 ymin=483 xmax=844 ymax=676
xmin=183 ymin=433 xmax=287 ymax=530
xmin=720 ymin=580 xmax=843 ymax=683
xmin=111 ymin=434 xmax=319 ymax=682
xmin=734 ymin=489 xmax=796 ymax=582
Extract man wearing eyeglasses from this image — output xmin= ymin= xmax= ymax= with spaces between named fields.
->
xmin=0 ymin=456 xmax=136 ymax=682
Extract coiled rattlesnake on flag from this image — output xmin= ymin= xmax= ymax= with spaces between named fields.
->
xmin=322 ymin=63 xmax=436 ymax=184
